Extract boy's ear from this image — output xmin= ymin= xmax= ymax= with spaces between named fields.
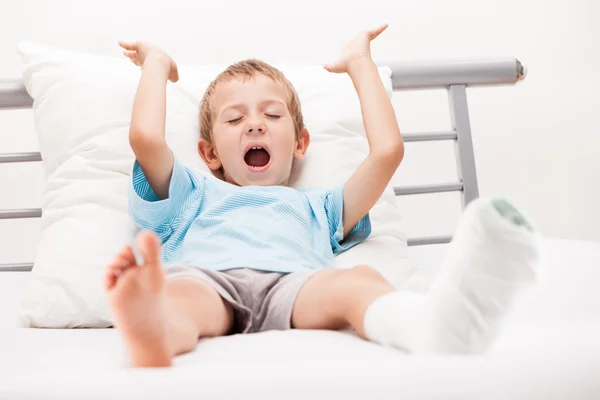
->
xmin=293 ymin=128 xmax=310 ymax=161
xmin=198 ymin=139 xmax=222 ymax=171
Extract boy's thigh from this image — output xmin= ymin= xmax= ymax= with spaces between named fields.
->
xmin=165 ymin=275 xmax=235 ymax=337
xmin=289 ymin=268 xmax=352 ymax=331
xmin=165 ymin=266 xmax=239 ymax=336
xmin=290 ymin=265 xmax=392 ymax=330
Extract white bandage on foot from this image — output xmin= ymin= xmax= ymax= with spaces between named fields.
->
xmin=363 ymin=197 xmax=544 ymax=354
xmin=363 ymin=290 xmax=432 ymax=353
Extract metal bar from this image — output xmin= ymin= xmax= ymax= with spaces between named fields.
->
xmin=0 ymin=209 xmax=42 ymax=219
xmin=0 ymin=263 xmax=33 ymax=272
xmin=385 ymin=58 xmax=526 ymax=90
xmin=0 ymin=152 xmax=42 ymax=163
xmin=0 ymin=58 xmax=527 ymax=109
xmin=408 ymin=235 xmax=452 ymax=246
xmin=402 ymin=131 xmax=457 ymax=143
xmin=448 ymin=85 xmax=479 ymax=207
xmin=394 ymin=182 xmax=463 ymax=196
xmin=0 ymin=80 xmax=33 ymax=109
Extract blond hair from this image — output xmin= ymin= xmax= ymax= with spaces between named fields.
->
xmin=199 ymin=59 xmax=304 ymax=143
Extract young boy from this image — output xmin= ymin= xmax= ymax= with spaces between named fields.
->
xmin=105 ymin=24 xmax=543 ymax=367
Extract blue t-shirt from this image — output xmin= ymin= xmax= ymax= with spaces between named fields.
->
xmin=128 ymin=156 xmax=371 ymax=274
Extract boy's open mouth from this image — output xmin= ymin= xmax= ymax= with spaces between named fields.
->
xmin=244 ymin=146 xmax=271 ymax=169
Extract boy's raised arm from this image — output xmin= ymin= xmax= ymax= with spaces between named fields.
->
xmin=120 ymin=41 xmax=179 ymax=200
xmin=324 ymin=25 xmax=405 ymax=237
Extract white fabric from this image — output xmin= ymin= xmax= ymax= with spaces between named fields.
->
xmin=16 ymin=42 xmax=411 ymax=328
xmin=363 ymin=289 xmax=430 ymax=351
xmin=1 ymin=238 xmax=599 ymax=399
xmin=364 ymin=197 xmax=544 ymax=353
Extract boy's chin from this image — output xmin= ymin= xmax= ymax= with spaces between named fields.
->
xmin=245 ymin=176 xmax=277 ymax=186
xmin=223 ymin=165 xmax=288 ymax=187
xmin=244 ymin=172 xmax=287 ymax=187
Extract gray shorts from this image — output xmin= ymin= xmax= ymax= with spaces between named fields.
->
xmin=166 ymin=266 xmax=318 ymax=335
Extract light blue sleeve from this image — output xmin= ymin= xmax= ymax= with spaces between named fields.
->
xmin=322 ymin=185 xmax=372 ymax=254
xmin=128 ymin=155 xmax=203 ymax=242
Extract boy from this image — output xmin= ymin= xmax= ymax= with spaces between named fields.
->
xmin=105 ymin=24 xmax=543 ymax=367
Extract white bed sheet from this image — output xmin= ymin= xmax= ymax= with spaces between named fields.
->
xmin=1 ymin=238 xmax=599 ymax=399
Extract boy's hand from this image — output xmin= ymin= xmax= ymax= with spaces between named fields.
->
xmin=118 ymin=41 xmax=179 ymax=82
xmin=329 ymin=23 xmax=404 ymax=237
xmin=323 ymin=24 xmax=388 ymax=74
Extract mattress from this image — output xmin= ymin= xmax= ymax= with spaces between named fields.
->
xmin=1 ymin=238 xmax=599 ymax=399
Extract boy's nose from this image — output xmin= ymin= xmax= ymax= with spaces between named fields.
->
xmin=245 ymin=122 xmax=265 ymax=135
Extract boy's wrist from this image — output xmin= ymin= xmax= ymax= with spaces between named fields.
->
xmin=347 ymin=56 xmax=376 ymax=79
xmin=143 ymin=52 xmax=172 ymax=71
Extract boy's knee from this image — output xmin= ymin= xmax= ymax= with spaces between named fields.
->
xmin=332 ymin=265 xmax=389 ymax=298
xmin=166 ymin=276 xmax=221 ymax=303
xmin=349 ymin=265 xmax=386 ymax=282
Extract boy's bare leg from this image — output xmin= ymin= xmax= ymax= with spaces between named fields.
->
xmin=291 ymin=265 xmax=394 ymax=338
xmin=104 ymin=231 xmax=234 ymax=367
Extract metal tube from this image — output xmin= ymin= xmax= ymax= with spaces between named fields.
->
xmin=0 ymin=80 xmax=33 ymax=109
xmin=402 ymin=131 xmax=457 ymax=142
xmin=0 ymin=209 xmax=42 ymax=219
xmin=0 ymin=58 xmax=526 ymax=108
xmin=394 ymin=182 xmax=463 ymax=196
xmin=448 ymin=85 xmax=479 ymax=206
xmin=386 ymin=57 xmax=526 ymax=90
xmin=0 ymin=152 xmax=42 ymax=163
xmin=408 ymin=235 xmax=452 ymax=246
xmin=0 ymin=263 xmax=33 ymax=272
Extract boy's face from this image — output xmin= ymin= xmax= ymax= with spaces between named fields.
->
xmin=198 ymin=73 xmax=309 ymax=187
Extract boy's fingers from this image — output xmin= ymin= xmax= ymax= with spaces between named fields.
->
xmin=118 ymin=41 xmax=137 ymax=50
xmin=323 ymin=63 xmax=343 ymax=73
xmin=371 ymin=24 xmax=387 ymax=39
xmin=122 ymin=51 xmax=141 ymax=66
xmin=369 ymin=23 xmax=388 ymax=39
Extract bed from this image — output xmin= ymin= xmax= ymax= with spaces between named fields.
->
xmin=1 ymin=56 xmax=599 ymax=399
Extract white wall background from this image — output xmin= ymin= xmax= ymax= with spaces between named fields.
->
xmin=1 ymin=0 xmax=599 ymax=264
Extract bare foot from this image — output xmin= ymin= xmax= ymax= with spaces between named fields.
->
xmin=105 ymin=230 xmax=172 ymax=367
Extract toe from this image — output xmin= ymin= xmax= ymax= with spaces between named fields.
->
xmin=105 ymin=262 xmax=121 ymax=291
xmin=137 ymin=230 xmax=161 ymax=267
xmin=105 ymin=245 xmax=137 ymax=292
xmin=117 ymin=245 xmax=137 ymax=267
xmin=105 ymin=272 xmax=116 ymax=292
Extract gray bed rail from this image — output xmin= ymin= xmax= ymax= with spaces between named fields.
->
xmin=0 ymin=57 xmax=526 ymax=271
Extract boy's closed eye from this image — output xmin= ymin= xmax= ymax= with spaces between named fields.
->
xmin=227 ymin=115 xmax=281 ymax=124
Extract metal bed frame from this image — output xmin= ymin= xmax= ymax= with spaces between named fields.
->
xmin=0 ymin=57 xmax=527 ymax=272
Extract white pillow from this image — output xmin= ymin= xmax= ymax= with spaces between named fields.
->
xmin=18 ymin=42 xmax=415 ymax=328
